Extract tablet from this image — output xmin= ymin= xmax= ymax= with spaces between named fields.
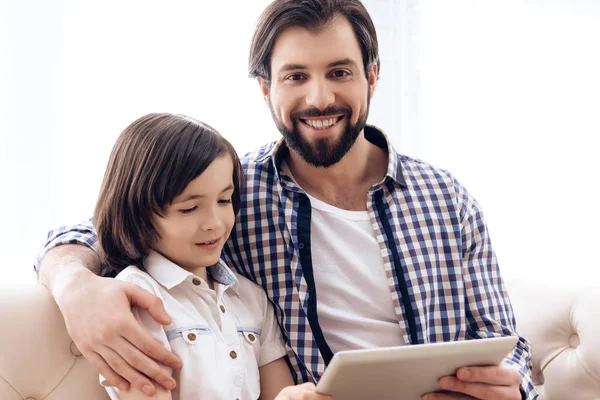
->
xmin=316 ymin=336 xmax=518 ymax=400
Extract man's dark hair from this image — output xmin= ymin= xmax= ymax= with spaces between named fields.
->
xmin=248 ymin=0 xmax=380 ymax=83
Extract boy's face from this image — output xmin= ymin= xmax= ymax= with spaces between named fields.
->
xmin=260 ymin=15 xmax=377 ymax=167
xmin=151 ymin=154 xmax=235 ymax=272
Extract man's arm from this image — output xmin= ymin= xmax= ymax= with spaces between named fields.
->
xmin=36 ymin=224 xmax=181 ymax=395
xmin=424 ymin=181 xmax=538 ymax=400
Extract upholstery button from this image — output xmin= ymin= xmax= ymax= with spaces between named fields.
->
xmin=220 ymin=305 xmax=226 ymax=313
xmin=230 ymin=350 xmax=238 ymax=359
xmin=248 ymin=333 xmax=256 ymax=342
xmin=187 ymin=333 xmax=197 ymax=341
xmin=192 ymin=278 xmax=201 ymax=286
xmin=69 ymin=341 xmax=82 ymax=357
xmin=568 ymin=333 xmax=580 ymax=348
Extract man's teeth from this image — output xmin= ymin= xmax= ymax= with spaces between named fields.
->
xmin=202 ymin=240 xmax=217 ymax=245
xmin=304 ymin=118 xmax=337 ymax=129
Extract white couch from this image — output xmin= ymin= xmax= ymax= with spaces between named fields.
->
xmin=1 ymin=281 xmax=599 ymax=399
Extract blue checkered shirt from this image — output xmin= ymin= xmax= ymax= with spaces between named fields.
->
xmin=36 ymin=126 xmax=537 ymax=399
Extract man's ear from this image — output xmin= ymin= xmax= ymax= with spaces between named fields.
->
xmin=368 ymin=64 xmax=378 ymax=98
xmin=257 ymin=78 xmax=270 ymax=106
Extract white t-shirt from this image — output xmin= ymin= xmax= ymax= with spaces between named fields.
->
xmin=101 ymin=250 xmax=287 ymax=400
xmin=305 ymin=192 xmax=406 ymax=353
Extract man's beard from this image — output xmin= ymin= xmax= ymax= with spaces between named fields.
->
xmin=269 ymin=96 xmax=370 ymax=168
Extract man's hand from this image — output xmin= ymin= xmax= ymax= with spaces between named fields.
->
xmin=274 ymin=383 xmax=334 ymax=400
xmin=422 ymin=365 xmax=522 ymax=400
xmin=56 ymin=273 xmax=182 ymax=395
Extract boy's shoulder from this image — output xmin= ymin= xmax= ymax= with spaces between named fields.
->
xmin=115 ymin=265 xmax=163 ymax=295
xmin=230 ymin=271 xmax=269 ymax=307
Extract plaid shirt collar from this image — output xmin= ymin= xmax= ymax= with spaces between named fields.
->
xmin=255 ymin=125 xmax=407 ymax=190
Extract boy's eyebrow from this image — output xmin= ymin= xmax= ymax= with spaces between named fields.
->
xmin=278 ymin=58 xmax=358 ymax=74
xmin=175 ymin=185 xmax=235 ymax=203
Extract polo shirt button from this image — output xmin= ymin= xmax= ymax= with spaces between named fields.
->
xmin=298 ymin=243 xmax=305 ymax=250
xmin=229 ymin=350 xmax=238 ymax=359
xmin=187 ymin=333 xmax=197 ymax=341
xmin=248 ymin=334 xmax=256 ymax=342
xmin=220 ymin=305 xmax=226 ymax=313
xmin=192 ymin=278 xmax=201 ymax=286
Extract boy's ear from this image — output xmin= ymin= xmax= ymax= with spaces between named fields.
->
xmin=257 ymin=78 xmax=270 ymax=106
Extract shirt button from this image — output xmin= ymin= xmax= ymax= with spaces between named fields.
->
xmin=192 ymin=278 xmax=201 ymax=286
xmin=187 ymin=333 xmax=197 ymax=341
xmin=220 ymin=305 xmax=226 ymax=313
xmin=248 ymin=334 xmax=256 ymax=342
xmin=229 ymin=350 xmax=238 ymax=359
xmin=298 ymin=242 xmax=305 ymax=250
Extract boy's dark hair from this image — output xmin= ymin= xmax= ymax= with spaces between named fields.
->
xmin=93 ymin=113 xmax=242 ymax=273
xmin=248 ymin=0 xmax=380 ymax=83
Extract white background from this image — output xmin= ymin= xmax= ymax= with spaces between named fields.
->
xmin=1 ymin=0 xmax=598 ymax=285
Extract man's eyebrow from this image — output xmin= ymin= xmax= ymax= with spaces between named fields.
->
xmin=278 ymin=63 xmax=308 ymax=74
xmin=327 ymin=58 xmax=358 ymax=68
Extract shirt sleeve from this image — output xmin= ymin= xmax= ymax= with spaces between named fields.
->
xmin=457 ymin=180 xmax=539 ymax=399
xmin=99 ymin=269 xmax=174 ymax=395
xmin=33 ymin=218 xmax=114 ymax=276
xmin=257 ymin=289 xmax=288 ymax=367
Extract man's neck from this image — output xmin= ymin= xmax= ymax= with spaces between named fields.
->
xmin=286 ymin=131 xmax=388 ymax=211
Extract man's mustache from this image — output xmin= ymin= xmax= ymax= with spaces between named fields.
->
xmin=291 ymin=106 xmax=351 ymax=120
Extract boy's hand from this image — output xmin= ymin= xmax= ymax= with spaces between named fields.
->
xmin=275 ymin=382 xmax=335 ymax=400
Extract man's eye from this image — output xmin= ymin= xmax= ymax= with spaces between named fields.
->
xmin=179 ymin=206 xmax=197 ymax=214
xmin=331 ymin=70 xmax=350 ymax=78
xmin=218 ymin=198 xmax=233 ymax=204
xmin=286 ymin=74 xmax=305 ymax=81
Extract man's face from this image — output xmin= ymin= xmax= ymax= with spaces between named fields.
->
xmin=261 ymin=16 xmax=377 ymax=167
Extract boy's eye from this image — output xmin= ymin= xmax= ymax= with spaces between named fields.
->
xmin=179 ymin=206 xmax=197 ymax=214
xmin=218 ymin=198 xmax=233 ymax=204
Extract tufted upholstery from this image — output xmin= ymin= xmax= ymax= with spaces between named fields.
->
xmin=1 ymin=282 xmax=599 ymax=399
xmin=0 ymin=284 xmax=109 ymax=400
xmin=508 ymin=281 xmax=600 ymax=400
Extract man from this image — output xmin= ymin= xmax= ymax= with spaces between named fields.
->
xmin=36 ymin=0 xmax=538 ymax=399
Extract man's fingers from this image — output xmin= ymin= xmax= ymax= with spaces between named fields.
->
xmin=122 ymin=319 xmax=182 ymax=370
xmin=457 ymin=366 xmax=521 ymax=386
xmin=124 ymin=283 xmax=172 ymax=325
xmin=97 ymin=344 xmax=157 ymax=396
xmin=114 ymin=333 xmax=177 ymax=391
xmin=439 ymin=376 xmax=517 ymax=399
xmin=86 ymin=351 xmax=130 ymax=391
xmin=422 ymin=392 xmax=475 ymax=400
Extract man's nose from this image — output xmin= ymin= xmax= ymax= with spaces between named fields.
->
xmin=305 ymin=78 xmax=335 ymax=110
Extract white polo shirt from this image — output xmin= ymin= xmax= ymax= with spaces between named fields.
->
xmin=101 ymin=250 xmax=288 ymax=400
